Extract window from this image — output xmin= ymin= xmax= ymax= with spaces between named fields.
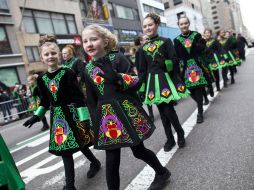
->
xmin=108 ymin=3 xmax=115 ymax=17
xmin=118 ymin=30 xmax=138 ymax=42
xmin=191 ymin=3 xmax=195 ymax=9
xmin=213 ymin=16 xmax=218 ymax=20
xmin=173 ymin=0 xmax=182 ymax=6
xmin=211 ymin=6 xmax=216 ymax=9
xmin=143 ymin=4 xmax=164 ymax=16
xmin=164 ymin=2 xmax=170 ymax=9
xmin=212 ymin=11 xmax=218 ymax=14
xmin=0 ymin=26 xmax=12 ymax=55
xmin=0 ymin=68 xmax=19 ymax=87
xmin=213 ymin=21 xmax=219 ymax=25
xmin=132 ymin=9 xmax=140 ymax=20
xmin=0 ymin=0 xmax=9 ymax=13
xmin=25 ymin=46 xmax=40 ymax=62
xmin=214 ymin=26 xmax=220 ymax=30
xmin=115 ymin=5 xmax=134 ymax=20
xmin=22 ymin=9 xmax=77 ymax=34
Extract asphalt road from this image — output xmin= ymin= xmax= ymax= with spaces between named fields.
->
xmin=1 ymin=49 xmax=254 ymax=190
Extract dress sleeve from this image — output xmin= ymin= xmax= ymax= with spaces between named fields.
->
xmin=195 ymin=33 xmax=206 ymax=53
xmin=83 ymin=71 xmax=98 ymax=119
xmin=66 ymin=69 xmax=90 ymax=121
xmin=165 ymin=38 xmax=180 ymax=73
xmin=34 ymin=76 xmax=50 ymax=119
xmin=137 ymin=47 xmax=148 ymax=93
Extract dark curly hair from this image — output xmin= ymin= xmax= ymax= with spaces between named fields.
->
xmin=38 ymin=34 xmax=57 ymax=47
xmin=144 ymin=12 xmax=161 ymax=25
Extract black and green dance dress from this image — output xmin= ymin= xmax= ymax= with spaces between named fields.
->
xmin=138 ymin=35 xmax=189 ymax=106
xmin=35 ymin=67 xmax=93 ymax=156
xmin=174 ymin=31 xmax=209 ymax=89
xmin=218 ymin=37 xmax=240 ymax=66
xmin=83 ymin=53 xmax=155 ymax=150
xmin=204 ymin=38 xmax=228 ymax=71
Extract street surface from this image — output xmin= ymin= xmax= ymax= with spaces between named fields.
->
xmin=1 ymin=49 xmax=254 ymax=190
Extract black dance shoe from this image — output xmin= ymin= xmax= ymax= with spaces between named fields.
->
xmin=197 ymin=113 xmax=204 ymax=124
xmin=164 ymin=139 xmax=176 ymax=152
xmin=87 ymin=160 xmax=101 ymax=178
xmin=63 ymin=186 xmax=76 ymax=190
xmin=148 ymin=168 xmax=171 ymax=190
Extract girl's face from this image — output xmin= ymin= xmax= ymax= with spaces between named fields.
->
xmin=219 ymin=30 xmax=225 ymax=38
xmin=82 ymin=29 xmax=107 ymax=59
xmin=62 ymin=48 xmax=72 ymax=61
xmin=204 ymin=30 xmax=212 ymax=39
xmin=40 ymin=44 xmax=60 ymax=67
xmin=27 ymin=78 xmax=36 ymax=86
xmin=142 ymin=17 xmax=158 ymax=38
xmin=225 ymin=31 xmax=230 ymax=38
xmin=178 ymin=18 xmax=190 ymax=34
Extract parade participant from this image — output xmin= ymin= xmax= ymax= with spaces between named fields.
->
xmin=82 ymin=24 xmax=170 ymax=190
xmin=138 ymin=13 xmax=188 ymax=151
xmin=23 ymin=35 xmax=101 ymax=190
xmin=134 ymin=34 xmax=155 ymax=122
xmin=237 ymin=33 xmax=248 ymax=61
xmin=203 ymin=28 xmax=228 ymax=91
xmin=174 ymin=16 xmax=209 ymax=123
xmin=61 ymin=45 xmax=85 ymax=82
xmin=217 ymin=30 xmax=237 ymax=86
xmin=27 ymin=74 xmax=50 ymax=131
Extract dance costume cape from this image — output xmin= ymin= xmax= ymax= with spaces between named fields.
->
xmin=204 ymin=38 xmax=228 ymax=70
xmin=218 ymin=37 xmax=240 ymax=66
xmin=84 ymin=53 xmax=155 ymax=150
xmin=35 ymin=68 xmax=93 ymax=156
xmin=174 ymin=31 xmax=208 ymax=89
xmin=138 ymin=35 xmax=189 ymax=106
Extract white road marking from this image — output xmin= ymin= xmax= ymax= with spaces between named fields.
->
xmin=20 ymin=146 xmax=96 ymax=184
xmin=10 ymin=132 xmax=49 ymax=153
xmin=16 ymin=147 xmax=48 ymax=167
xmin=125 ymin=82 xmax=223 ymax=190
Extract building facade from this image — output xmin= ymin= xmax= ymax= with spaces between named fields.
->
xmin=136 ymin=0 xmax=167 ymax=25
xmin=107 ymin=0 xmax=142 ymax=45
xmin=162 ymin=0 xmax=205 ymax=33
xmin=0 ymin=0 xmax=26 ymax=86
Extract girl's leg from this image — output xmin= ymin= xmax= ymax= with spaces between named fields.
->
xmin=41 ymin=116 xmax=49 ymax=131
xmin=213 ymin=70 xmax=220 ymax=91
xmin=106 ymin=149 xmax=121 ymax=190
xmin=190 ymin=88 xmax=204 ymax=123
xmin=62 ymin=155 xmax=76 ymax=189
xmin=80 ymin=145 xmax=101 ymax=178
xmin=131 ymin=142 xmax=170 ymax=189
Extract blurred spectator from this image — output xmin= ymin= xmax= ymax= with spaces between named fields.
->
xmin=237 ymin=33 xmax=248 ymax=61
xmin=0 ymin=88 xmax=13 ymax=123
xmin=12 ymin=83 xmax=28 ymax=119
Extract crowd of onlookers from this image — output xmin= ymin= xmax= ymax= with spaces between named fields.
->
xmin=0 ymin=83 xmax=30 ymax=124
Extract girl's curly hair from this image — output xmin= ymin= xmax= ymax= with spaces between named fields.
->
xmin=144 ymin=12 xmax=161 ymax=25
xmin=82 ymin=24 xmax=118 ymax=53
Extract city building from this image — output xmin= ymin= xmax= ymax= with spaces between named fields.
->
xmin=0 ymin=0 xmax=26 ymax=86
xmin=107 ymin=0 xmax=142 ymax=46
xmin=200 ymin=0 xmax=234 ymax=34
xmin=162 ymin=0 xmax=205 ymax=33
xmin=136 ymin=0 xmax=167 ymax=25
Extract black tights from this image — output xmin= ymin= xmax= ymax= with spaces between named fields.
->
xmin=213 ymin=70 xmax=220 ymax=90
xmin=106 ymin=142 xmax=165 ymax=190
xmin=157 ymin=102 xmax=184 ymax=141
xmin=62 ymin=146 xmax=98 ymax=188
xmin=222 ymin=67 xmax=234 ymax=83
xmin=189 ymin=87 xmax=204 ymax=114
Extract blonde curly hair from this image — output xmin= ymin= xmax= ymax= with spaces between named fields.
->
xmin=82 ymin=24 xmax=118 ymax=53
